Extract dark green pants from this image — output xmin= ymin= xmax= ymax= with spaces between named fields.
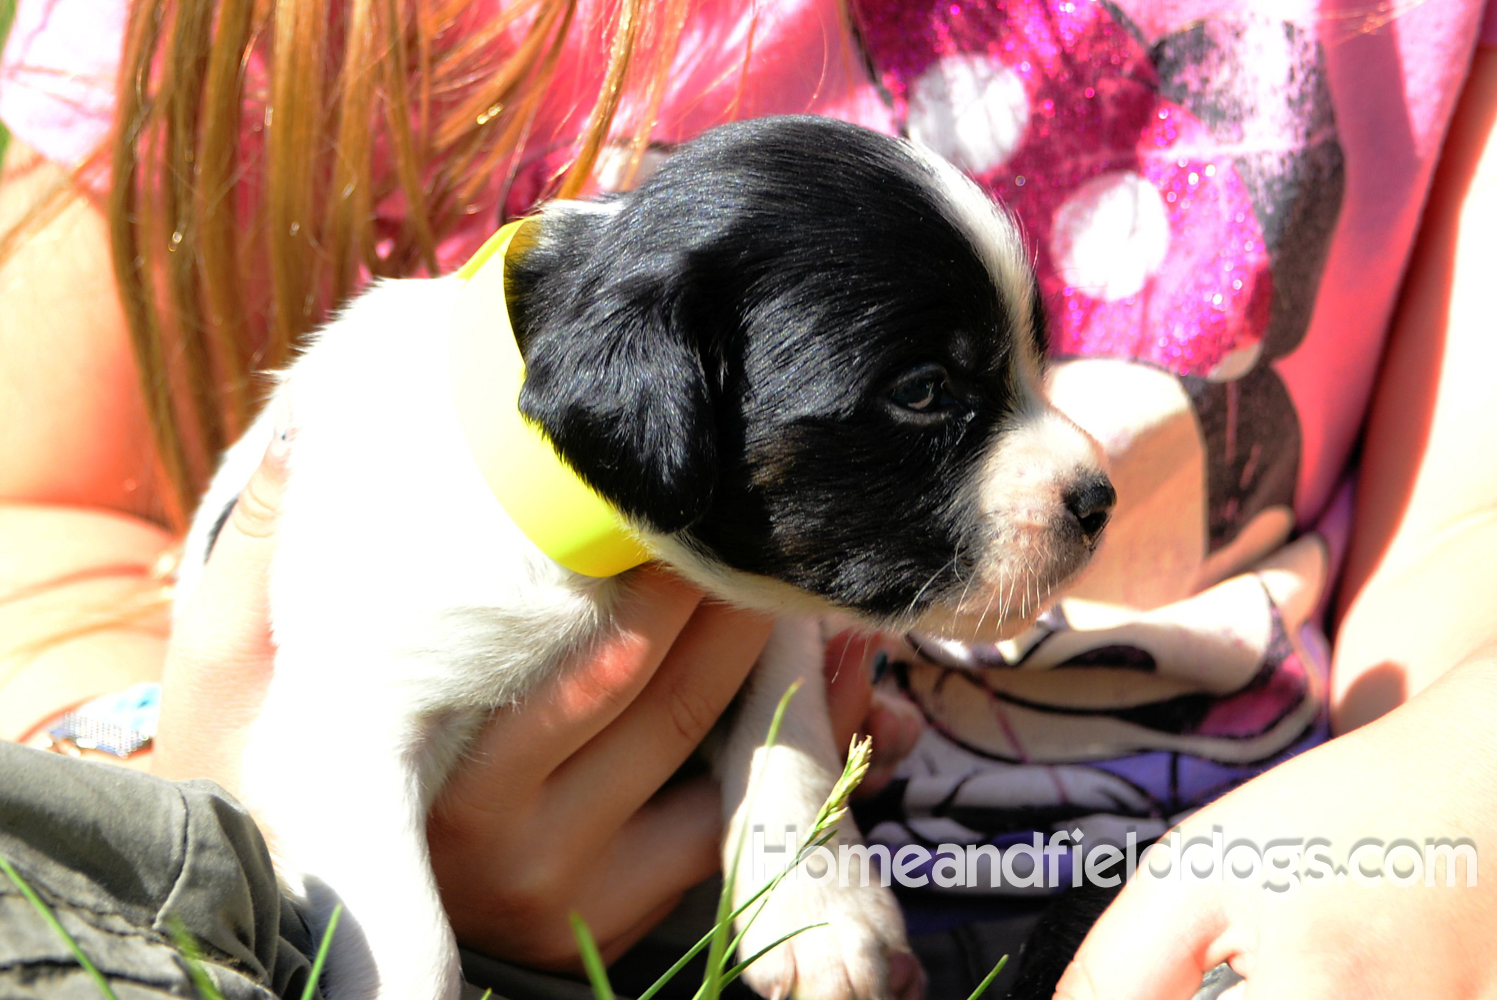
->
xmin=0 ymin=746 xmax=711 ymax=1000
xmin=0 ymin=744 xmax=1034 ymax=1000
xmin=0 ymin=743 xmax=320 ymax=1000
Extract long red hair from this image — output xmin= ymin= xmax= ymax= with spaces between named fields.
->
xmin=102 ymin=0 xmax=689 ymax=526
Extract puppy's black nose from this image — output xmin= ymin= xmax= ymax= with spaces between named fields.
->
xmin=1065 ymin=474 xmax=1116 ymax=548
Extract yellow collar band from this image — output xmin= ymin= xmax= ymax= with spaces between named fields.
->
xmin=450 ymin=220 xmax=650 ymax=577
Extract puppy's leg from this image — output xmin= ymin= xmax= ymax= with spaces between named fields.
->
xmin=241 ymin=674 xmax=466 ymax=1000
xmin=719 ymin=619 xmax=914 ymax=1000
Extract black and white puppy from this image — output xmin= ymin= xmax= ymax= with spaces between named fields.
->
xmin=176 ymin=116 xmax=1115 ymax=1000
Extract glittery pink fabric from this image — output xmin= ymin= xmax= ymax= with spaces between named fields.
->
xmin=855 ymin=0 xmax=1269 ymax=378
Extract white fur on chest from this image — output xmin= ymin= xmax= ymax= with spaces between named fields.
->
xmin=263 ymin=278 xmax=616 ymax=715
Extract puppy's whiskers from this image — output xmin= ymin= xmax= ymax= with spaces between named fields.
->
xmin=972 ymin=581 xmax=998 ymax=640
xmin=903 ymin=545 xmax=965 ymax=627
xmin=999 ymin=567 xmax=1017 ymax=627
xmin=952 ymin=550 xmax=980 ymax=623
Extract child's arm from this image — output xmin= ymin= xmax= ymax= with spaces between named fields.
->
xmin=0 ymin=140 xmax=172 ymax=751
xmin=1333 ymin=41 xmax=1497 ymax=732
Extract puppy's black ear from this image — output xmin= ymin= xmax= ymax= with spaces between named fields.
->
xmin=506 ymin=210 xmax=717 ymax=534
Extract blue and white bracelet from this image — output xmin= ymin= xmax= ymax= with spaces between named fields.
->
xmin=42 ymin=682 xmax=161 ymax=758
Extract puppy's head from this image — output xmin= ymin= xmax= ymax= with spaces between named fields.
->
xmin=506 ymin=116 xmax=1112 ymax=640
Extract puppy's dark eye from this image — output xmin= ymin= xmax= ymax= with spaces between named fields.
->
xmin=889 ymin=366 xmax=961 ymax=415
xmin=891 ymin=377 xmax=939 ymax=411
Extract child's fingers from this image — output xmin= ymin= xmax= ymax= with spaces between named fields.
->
xmin=857 ymin=688 xmax=925 ymax=795
xmin=154 ymin=423 xmax=291 ymax=782
xmin=438 ymin=776 xmax=723 ymax=967
xmin=1053 ymin=871 xmax=1227 ymax=1000
xmin=439 ymin=565 xmax=703 ymax=809
xmin=825 ymin=630 xmax=877 ymax=748
xmin=587 ymin=778 xmax=727 ymax=951
xmin=170 ymin=433 xmax=289 ymax=667
xmin=824 ymin=633 xmax=925 ymax=794
xmin=546 ymin=600 xmax=772 ymax=843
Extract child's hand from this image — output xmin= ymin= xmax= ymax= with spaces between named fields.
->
xmin=428 ymin=594 xmax=923 ymax=967
xmin=1054 ymin=653 xmax=1497 ymax=1000
xmin=427 ymin=565 xmax=774 ymax=966
xmin=824 ymin=630 xmax=927 ymax=795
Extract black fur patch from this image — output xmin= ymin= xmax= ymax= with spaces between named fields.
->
xmin=507 ymin=117 xmax=1035 ymax=620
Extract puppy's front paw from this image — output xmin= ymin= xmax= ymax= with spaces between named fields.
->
xmin=734 ymin=873 xmax=922 ymax=1000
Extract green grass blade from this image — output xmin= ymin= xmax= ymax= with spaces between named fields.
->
xmin=701 ymin=680 xmax=804 ymax=1000
xmin=0 ymin=852 xmax=121 ymax=1000
xmin=0 ymin=0 xmax=11 ymax=154
xmin=636 ymin=853 xmax=815 ymax=1000
xmin=300 ymin=904 xmax=343 ymax=1000
xmin=965 ymin=955 xmax=1009 ymax=1000
xmin=698 ymin=883 xmax=733 ymax=1000
xmin=569 ymin=912 xmax=616 ymax=1000
xmin=635 ymin=862 xmax=801 ymax=1000
xmin=718 ymin=922 xmax=827 ymax=987
xmin=722 ymin=894 xmax=768 ymax=972
xmin=166 ymin=917 xmax=226 ymax=1000
xmin=0 ymin=0 xmax=13 ymax=163
xmin=732 ymin=732 xmax=869 ymax=960
xmin=722 ymin=858 xmax=815 ymax=968
xmin=717 ymin=724 xmax=876 ymax=984
xmin=646 ymin=685 xmax=877 ymax=1000
xmin=180 ymin=954 xmax=225 ymax=1000
xmin=720 ymin=679 xmax=801 ymax=891
xmin=634 ymin=923 xmax=716 ymax=1000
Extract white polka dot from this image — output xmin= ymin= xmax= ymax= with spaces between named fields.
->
xmin=907 ymin=54 xmax=1029 ymax=174
xmin=1206 ymin=341 xmax=1262 ymax=381
xmin=1049 ymin=171 xmax=1170 ymax=301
